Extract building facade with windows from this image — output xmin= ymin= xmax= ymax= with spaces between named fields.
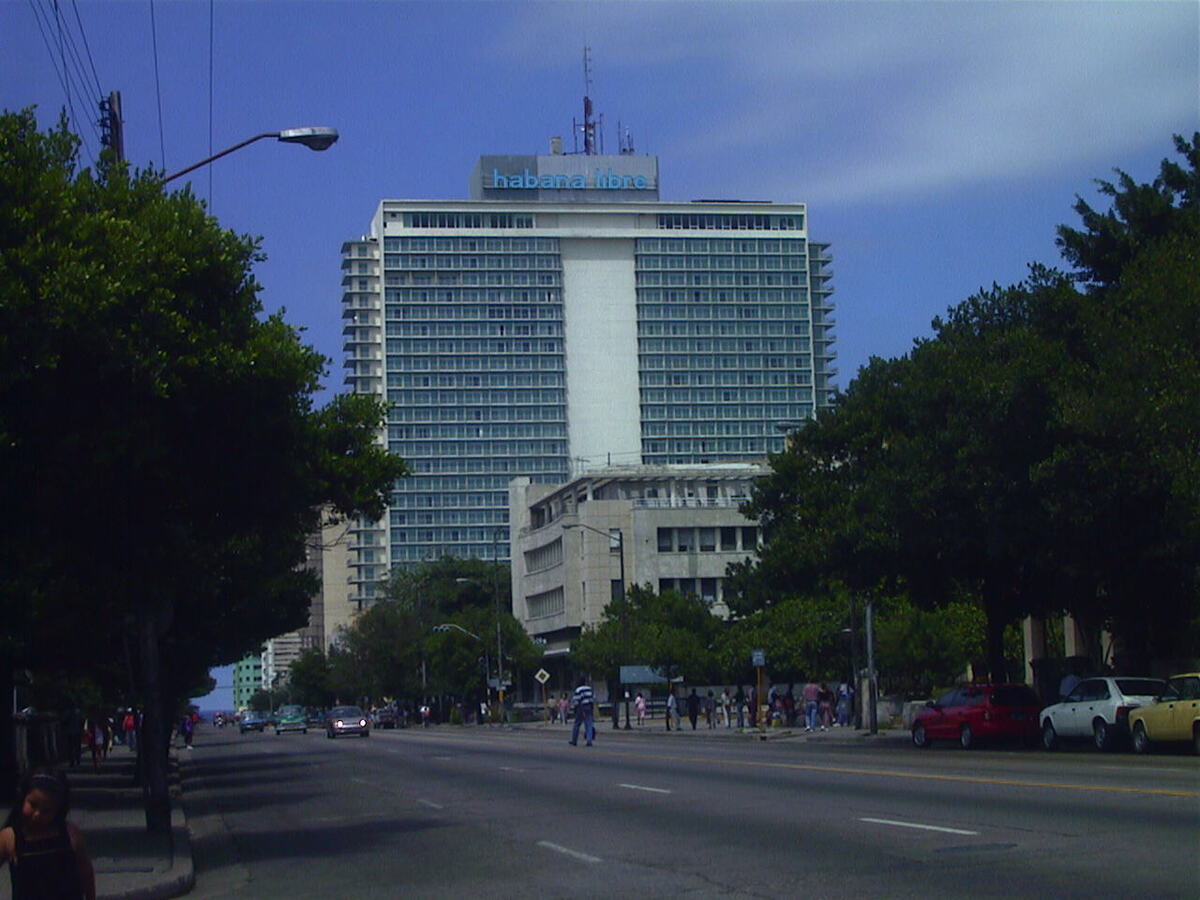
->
xmin=341 ymin=150 xmax=833 ymax=602
xmin=510 ymin=464 xmax=768 ymax=661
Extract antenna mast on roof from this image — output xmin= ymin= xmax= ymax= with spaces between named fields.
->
xmin=574 ymin=46 xmax=600 ymax=156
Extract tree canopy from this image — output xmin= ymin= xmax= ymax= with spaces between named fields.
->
xmin=737 ymin=134 xmax=1200 ymax=679
xmin=0 ymin=109 xmax=406 ymax=825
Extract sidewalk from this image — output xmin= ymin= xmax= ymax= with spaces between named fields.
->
xmin=509 ymin=716 xmax=909 ymax=745
xmin=0 ymin=749 xmax=194 ymax=900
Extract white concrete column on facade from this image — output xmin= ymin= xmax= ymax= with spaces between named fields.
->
xmin=560 ymin=238 xmax=642 ymax=469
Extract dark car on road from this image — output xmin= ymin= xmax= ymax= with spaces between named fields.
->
xmin=912 ymin=683 xmax=1042 ymax=749
xmin=326 ymin=705 xmax=370 ymax=739
xmin=239 ymin=712 xmax=266 ymax=733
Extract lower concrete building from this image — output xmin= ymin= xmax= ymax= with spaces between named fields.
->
xmin=510 ymin=465 xmax=765 ymax=679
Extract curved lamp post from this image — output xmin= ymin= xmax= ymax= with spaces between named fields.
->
xmin=162 ymin=126 xmax=339 ymax=184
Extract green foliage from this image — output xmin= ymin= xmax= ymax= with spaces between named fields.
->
xmin=287 ymin=649 xmax=335 ymax=708
xmin=874 ymin=599 xmax=984 ymax=698
xmin=741 ymin=133 xmax=1200 ymax=678
xmin=718 ymin=594 xmax=850 ymax=685
xmin=0 ymin=108 xmax=406 ymax=691
xmin=573 ymin=586 xmax=724 ymax=685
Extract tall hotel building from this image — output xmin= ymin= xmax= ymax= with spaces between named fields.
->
xmin=340 ymin=148 xmax=834 ymax=602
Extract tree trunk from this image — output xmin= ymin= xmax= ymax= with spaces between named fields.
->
xmin=0 ymin=656 xmax=15 ymax=798
xmin=984 ymin=609 xmax=1008 ymax=683
xmin=138 ymin=608 xmax=171 ymax=834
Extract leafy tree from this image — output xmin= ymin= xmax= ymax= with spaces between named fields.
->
xmin=741 ymin=135 xmax=1200 ymax=680
xmin=287 ymin=649 xmax=335 ymax=708
xmin=0 ymin=110 xmax=406 ymax=828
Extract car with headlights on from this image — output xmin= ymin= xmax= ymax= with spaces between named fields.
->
xmin=912 ymin=683 xmax=1041 ymax=749
xmin=274 ymin=704 xmax=308 ymax=735
xmin=326 ymin=705 xmax=370 ymax=739
xmin=1039 ymin=676 xmax=1165 ymax=751
xmin=1128 ymin=673 xmax=1200 ymax=755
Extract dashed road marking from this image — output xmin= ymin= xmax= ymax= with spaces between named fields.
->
xmin=537 ymin=841 xmax=601 ymax=863
xmin=619 ymin=783 xmax=671 ymax=794
xmin=499 ymin=766 xmax=526 ymax=772
xmin=416 ymin=799 xmax=443 ymax=810
xmin=860 ymin=817 xmax=979 ymax=835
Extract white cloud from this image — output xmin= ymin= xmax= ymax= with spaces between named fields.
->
xmin=492 ymin=2 xmax=1198 ymax=205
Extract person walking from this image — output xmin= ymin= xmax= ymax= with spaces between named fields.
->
xmin=802 ymin=679 xmax=821 ymax=732
xmin=836 ymin=682 xmax=852 ymax=727
xmin=721 ymin=689 xmax=732 ymax=728
xmin=569 ymin=677 xmax=595 ymax=747
xmin=734 ymin=686 xmax=746 ymax=729
xmin=705 ymin=691 xmax=716 ymax=729
xmin=686 ymin=689 xmax=700 ymax=730
xmin=666 ymin=690 xmax=677 ymax=731
xmin=634 ymin=692 xmax=646 ymax=727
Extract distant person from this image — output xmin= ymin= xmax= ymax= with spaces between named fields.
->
xmin=635 ymin=692 xmax=646 ymax=727
xmin=686 ymin=689 xmax=700 ymax=730
xmin=557 ymin=694 xmax=569 ymax=725
xmin=836 ymin=683 xmax=852 ymax=727
xmin=0 ymin=768 xmax=96 ymax=900
xmin=666 ymin=690 xmax=677 ymax=731
xmin=179 ymin=714 xmax=195 ymax=749
xmin=734 ymin=686 xmax=746 ymax=729
xmin=819 ymin=683 xmax=835 ymax=729
xmin=721 ymin=689 xmax=732 ymax=728
xmin=802 ymin=680 xmax=821 ymax=732
xmin=569 ymin=677 xmax=595 ymax=747
xmin=705 ymin=691 xmax=716 ymax=729
xmin=122 ymin=711 xmax=138 ymax=752
xmin=62 ymin=709 xmax=83 ymax=769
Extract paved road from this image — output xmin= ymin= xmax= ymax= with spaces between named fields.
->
xmin=183 ymin=725 xmax=1199 ymax=899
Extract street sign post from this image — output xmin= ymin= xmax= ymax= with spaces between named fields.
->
xmin=752 ymin=650 xmax=766 ymax=732
xmin=534 ymin=668 xmax=550 ymax=721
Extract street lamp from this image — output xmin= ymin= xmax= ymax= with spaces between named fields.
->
xmin=162 ymin=126 xmax=339 ymax=184
xmin=431 ymin=623 xmax=490 ymax=713
xmin=562 ymin=522 xmax=631 ymax=730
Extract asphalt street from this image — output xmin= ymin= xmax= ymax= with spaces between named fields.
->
xmin=182 ymin=724 xmax=1200 ymax=899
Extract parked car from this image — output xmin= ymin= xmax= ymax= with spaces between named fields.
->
xmin=239 ymin=712 xmax=266 ymax=733
xmin=275 ymin=704 xmax=308 ymax=735
xmin=912 ymin=683 xmax=1042 ymax=749
xmin=1128 ymin=673 xmax=1200 ymax=755
xmin=1039 ymin=676 xmax=1165 ymax=751
xmin=326 ymin=705 xmax=370 ymax=739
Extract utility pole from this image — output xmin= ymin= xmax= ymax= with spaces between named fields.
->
xmin=99 ymin=91 xmax=125 ymax=162
xmin=865 ymin=599 xmax=878 ymax=735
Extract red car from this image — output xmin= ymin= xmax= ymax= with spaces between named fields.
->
xmin=912 ymin=683 xmax=1042 ymax=749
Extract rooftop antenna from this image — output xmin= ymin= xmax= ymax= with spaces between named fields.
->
xmin=574 ymin=46 xmax=597 ymax=155
xmin=618 ymin=121 xmax=635 ymax=155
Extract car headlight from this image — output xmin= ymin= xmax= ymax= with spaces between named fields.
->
xmin=335 ymin=720 xmax=344 ymax=728
xmin=359 ymin=719 xmax=367 ymax=727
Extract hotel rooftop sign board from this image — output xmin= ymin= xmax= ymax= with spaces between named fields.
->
xmin=470 ymin=154 xmax=660 ymax=202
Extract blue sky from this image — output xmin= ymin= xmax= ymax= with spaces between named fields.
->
xmin=6 ymin=1 xmax=1197 ymax=710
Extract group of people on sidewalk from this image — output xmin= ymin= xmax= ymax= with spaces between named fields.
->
xmin=561 ymin=678 xmax=856 ymax=735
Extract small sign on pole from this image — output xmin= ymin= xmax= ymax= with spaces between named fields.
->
xmin=751 ymin=649 xmax=765 ymax=668
xmin=534 ymin=668 xmax=551 ymax=684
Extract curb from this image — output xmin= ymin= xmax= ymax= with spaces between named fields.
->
xmin=97 ymin=757 xmax=195 ymax=900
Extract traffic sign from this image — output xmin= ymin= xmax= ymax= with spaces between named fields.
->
xmin=751 ymin=649 xmax=766 ymax=667
xmin=534 ymin=668 xmax=550 ymax=684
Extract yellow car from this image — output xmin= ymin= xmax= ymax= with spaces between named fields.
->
xmin=1128 ymin=673 xmax=1200 ymax=755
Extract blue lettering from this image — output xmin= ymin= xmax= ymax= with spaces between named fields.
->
xmin=570 ymin=174 xmax=586 ymax=188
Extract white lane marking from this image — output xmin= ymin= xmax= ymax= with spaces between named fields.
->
xmin=537 ymin=841 xmax=601 ymax=864
xmin=351 ymin=777 xmax=370 ymax=785
xmin=416 ymin=799 xmax=443 ymax=810
xmin=619 ymin=783 xmax=672 ymax=794
xmin=499 ymin=766 xmax=526 ymax=772
xmin=860 ymin=817 xmax=979 ymax=836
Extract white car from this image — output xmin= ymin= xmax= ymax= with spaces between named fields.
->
xmin=1039 ymin=676 xmax=1166 ymax=751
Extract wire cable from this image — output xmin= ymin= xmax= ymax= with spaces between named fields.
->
xmin=149 ymin=0 xmax=166 ymax=169
xmin=70 ymin=0 xmax=103 ymax=98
